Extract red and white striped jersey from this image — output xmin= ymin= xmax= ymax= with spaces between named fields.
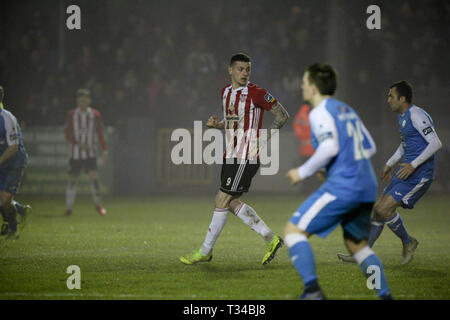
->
xmin=65 ymin=107 xmax=107 ymax=160
xmin=221 ymin=82 xmax=277 ymax=160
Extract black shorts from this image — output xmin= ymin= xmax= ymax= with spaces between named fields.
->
xmin=220 ymin=159 xmax=260 ymax=196
xmin=69 ymin=158 xmax=98 ymax=175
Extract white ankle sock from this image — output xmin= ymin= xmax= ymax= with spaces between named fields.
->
xmin=91 ymin=181 xmax=101 ymax=206
xmin=201 ymin=208 xmax=228 ymax=255
xmin=235 ymin=203 xmax=274 ymax=242
xmin=66 ymin=182 xmax=77 ymax=210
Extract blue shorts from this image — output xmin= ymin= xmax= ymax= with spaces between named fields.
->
xmin=383 ymin=174 xmax=433 ymax=209
xmin=290 ymin=189 xmax=373 ymax=241
xmin=0 ymin=167 xmax=26 ymax=195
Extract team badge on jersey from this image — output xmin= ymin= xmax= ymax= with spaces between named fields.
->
xmin=422 ymin=126 xmax=433 ymax=135
xmin=264 ymin=92 xmax=275 ymax=103
xmin=240 ymin=94 xmax=247 ymax=102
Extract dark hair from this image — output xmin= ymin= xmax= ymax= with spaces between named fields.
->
xmin=230 ymin=53 xmax=251 ymax=66
xmin=76 ymin=88 xmax=90 ymax=97
xmin=305 ymin=63 xmax=337 ymax=95
xmin=390 ymin=80 xmax=412 ymax=103
xmin=0 ymin=86 xmax=3 ymax=102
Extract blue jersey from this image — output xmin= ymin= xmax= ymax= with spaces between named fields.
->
xmin=0 ymin=108 xmax=29 ymax=169
xmin=397 ymin=105 xmax=435 ymax=179
xmin=310 ymin=98 xmax=378 ymax=202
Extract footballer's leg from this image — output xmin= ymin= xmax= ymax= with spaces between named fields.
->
xmin=1 ymin=167 xmax=28 ymax=237
xmin=180 ymin=190 xmax=232 ymax=265
xmin=65 ymin=159 xmax=81 ymax=216
xmin=383 ymin=177 xmax=432 ymax=265
xmin=284 ymin=222 xmax=325 ymax=300
xmin=0 ymin=183 xmax=29 ymax=224
xmin=0 ymin=191 xmax=19 ymax=239
xmin=341 ymin=202 xmax=392 ymax=299
xmin=229 ymin=198 xmax=283 ymax=265
xmin=65 ymin=174 xmax=77 ymax=216
xmin=226 ymin=159 xmax=282 ymax=264
xmin=375 ymin=194 xmax=418 ymax=264
xmin=338 ymin=196 xmax=384 ymax=263
xmin=286 ymin=189 xmax=351 ymax=299
xmin=89 ymin=170 xmax=106 ymax=216
xmin=13 ymin=200 xmax=32 ymax=229
xmin=337 ymin=195 xmax=392 ymax=263
xmin=0 ymin=203 xmax=26 ymax=234
xmin=0 ymin=205 xmax=7 ymax=236
xmin=10 ymin=167 xmax=30 ymax=227
xmin=344 ymin=236 xmax=392 ymax=299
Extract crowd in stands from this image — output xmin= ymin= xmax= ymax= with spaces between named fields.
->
xmin=1 ymin=0 xmax=449 ymax=128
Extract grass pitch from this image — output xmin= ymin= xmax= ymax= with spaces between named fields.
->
xmin=0 ymin=194 xmax=449 ymax=300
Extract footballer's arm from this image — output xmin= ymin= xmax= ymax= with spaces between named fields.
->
xmin=270 ymin=102 xmax=289 ymax=130
xmin=0 ymin=144 xmax=19 ymax=166
xmin=381 ymin=144 xmax=404 ymax=181
xmin=286 ymin=106 xmax=338 ymax=185
xmin=396 ymin=109 xmax=442 ymax=180
xmin=267 ymin=102 xmax=289 ymax=140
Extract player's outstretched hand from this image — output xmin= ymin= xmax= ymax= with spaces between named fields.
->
xmin=396 ymin=163 xmax=415 ymax=180
xmin=380 ymin=165 xmax=392 ymax=182
xmin=206 ymin=116 xmax=219 ymax=128
xmin=286 ymin=168 xmax=302 ymax=185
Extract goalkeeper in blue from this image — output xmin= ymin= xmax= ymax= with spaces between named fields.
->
xmin=285 ymin=64 xmax=392 ymax=300
xmin=338 ymin=81 xmax=442 ymax=265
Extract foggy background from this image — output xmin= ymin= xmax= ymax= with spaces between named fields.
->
xmin=0 ymin=0 xmax=449 ymax=197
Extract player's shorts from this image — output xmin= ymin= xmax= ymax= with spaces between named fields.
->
xmin=383 ymin=174 xmax=433 ymax=209
xmin=290 ymin=188 xmax=373 ymax=241
xmin=220 ymin=159 xmax=260 ymax=196
xmin=68 ymin=158 xmax=98 ymax=175
xmin=0 ymin=167 xmax=26 ymax=195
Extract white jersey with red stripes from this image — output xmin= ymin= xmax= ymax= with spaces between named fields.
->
xmin=65 ymin=107 xmax=107 ymax=160
xmin=221 ymin=82 xmax=277 ymax=160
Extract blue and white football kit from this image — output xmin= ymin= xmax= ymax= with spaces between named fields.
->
xmin=365 ymin=104 xmax=441 ymax=261
xmin=0 ymin=108 xmax=29 ymax=194
xmin=0 ymin=106 xmax=29 ymax=236
xmin=286 ymin=97 xmax=391 ymax=299
xmin=383 ymin=105 xmax=441 ymax=209
xmin=289 ymin=98 xmax=378 ymax=240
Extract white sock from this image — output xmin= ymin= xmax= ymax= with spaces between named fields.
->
xmin=91 ymin=180 xmax=101 ymax=206
xmin=66 ymin=182 xmax=77 ymax=210
xmin=235 ymin=203 xmax=274 ymax=242
xmin=201 ymin=208 xmax=228 ymax=255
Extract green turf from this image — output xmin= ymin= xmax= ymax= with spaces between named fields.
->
xmin=0 ymin=194 xmax=449 ymax=300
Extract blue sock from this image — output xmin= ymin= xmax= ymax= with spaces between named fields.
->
xmin=354 ymin=247 xmax=391 ymax=298
xmin=368 ymin=221 xmax=384 ymax=247
xmin=386 ymin=212 xmax=411 ymax=244
xmin=286 ymin=234 xmax=318 ymax=290
xmin=0 ymin=206 xmax=5 ymax=220
xmin=4 ymin=205 xmax=18 ymax=232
